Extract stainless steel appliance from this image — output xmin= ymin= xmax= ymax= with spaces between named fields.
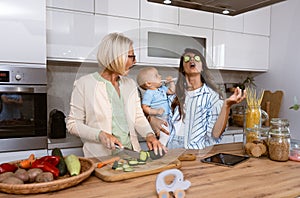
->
xmin=0 ymin=64 xmax=47 ymax=152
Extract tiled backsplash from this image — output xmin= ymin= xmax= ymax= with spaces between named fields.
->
xmin=47 ymin=61 xmax=258 ymax=118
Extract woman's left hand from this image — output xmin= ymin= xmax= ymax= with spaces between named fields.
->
xmin=146 ymin=133 xmax=168 ymax=156
xmin=225 ymin=87 xmax=247 ymax=107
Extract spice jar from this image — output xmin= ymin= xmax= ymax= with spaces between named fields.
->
xmin=268 ymin=118 xmax=290 ymax=162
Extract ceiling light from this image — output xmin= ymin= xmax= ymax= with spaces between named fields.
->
xmin=163 ymin=0 xmax=172 ymax=4
xmin=222 ymin=9 xmax=230 ymax=15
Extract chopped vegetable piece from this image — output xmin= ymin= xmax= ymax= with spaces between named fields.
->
xmin=128 ymin=160 xmax=139 ymax=166
xmin=139 ymin=150 xmax=149 ymax=162
xmin=97 ymin=156 xmax=121 ymax=168
xmin=112 ymin=160 xmax=119 ymax=170
xmin=123 ymin=167 xmax=134 ymax=172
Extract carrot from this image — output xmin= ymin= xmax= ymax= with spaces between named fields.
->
xmin=97 ymin=156 xmax=120 ymax=168
xmin=18 ymin=154 xmax=36 ymax=169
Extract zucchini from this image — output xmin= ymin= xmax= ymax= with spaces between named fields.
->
xmin=149 ymin=149 xmax=165 ymax=160
xmin=51 ymin=148 xmax=67 ymax=176
xmin=64 ymin=154 xmax=81 ymax=176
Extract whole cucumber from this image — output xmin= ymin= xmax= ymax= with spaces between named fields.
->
xmin=51 ymin=148 xmax=67 ymax=176
xmin=64 ymin=154 xmax=81 ymax=176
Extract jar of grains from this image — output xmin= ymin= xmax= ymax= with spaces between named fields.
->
xmin=268 ymin=118 xmax=290 ymax=162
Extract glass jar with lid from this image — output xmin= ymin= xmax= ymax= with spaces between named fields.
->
xmin=268 ymin=118 xmax=290 ymax=162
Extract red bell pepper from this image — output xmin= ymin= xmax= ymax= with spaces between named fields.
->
xmin=35 ymin=156 xmax=60 ymax=166
xmin=0 ymin=163 xmax=18 ymax=174
xmin=31 ymin=156 xmax=60 ymax=177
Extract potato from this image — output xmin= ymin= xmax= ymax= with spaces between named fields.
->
xmin=0 ymin=172 xmax=14 ymax=182
xmin=27 ymin=168 xmax=43 ymax=183
xmin=35 ymin=172 xmax=54 ymax=183
xmin=14 ymin=168 xmax=29 ymax=182
xmin=1 ymin=176 xmax=24 ymax=184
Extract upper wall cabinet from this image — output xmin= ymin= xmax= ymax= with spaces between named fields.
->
xmin=46 ymin=0 xmax=94 ymax=13
xmin=243 ymin=7 xmax=271 ymax=36
xmin=214 ymin=14 xmax=244 ymax=33
xmin=95 ymin=0 xmax=139 ymax=19
xmin=179 ymin=8 xmax=213 ymax=29
xmin=47 ymin=10 xmax=97 ymax=62
xmin=0 ymin=0 xmax=46 ymax=65
xmin=141 ymin=0 xmax=178 ymax=24
xmin=94 ymin=15 xmax=139 ymax=58
xmin=213 ymin=30 xmax=269 ymax=71
xmin=47 ymin=9 xmax=139 ymax=62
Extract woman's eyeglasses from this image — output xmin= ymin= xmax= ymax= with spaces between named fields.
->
xmin=183 ymin=55 xmax=201 ymax=63
xmin=128 ymin=55 xmax=136 ymax=62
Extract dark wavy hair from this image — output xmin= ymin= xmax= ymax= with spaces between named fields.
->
xmin=171 ymin=48 xmax=223 ymax=121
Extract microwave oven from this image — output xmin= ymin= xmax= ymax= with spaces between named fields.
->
xmin=138 ymin=21 xmax=213 ymax=67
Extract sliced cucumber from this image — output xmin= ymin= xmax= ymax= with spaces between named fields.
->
xmin=139 ymin=150 xmax=149 ymax=162
xmin=138 ymin=161 xmax=146 ymax=165
xmin=123 ymin=167 xmax=134 ymax=172
xmin=128 ymin=160 xmax=139 ymax=166
xmin=115 ymin=167 xmax=123 ymax=171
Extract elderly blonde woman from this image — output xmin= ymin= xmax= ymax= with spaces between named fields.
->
xmin=67 ymin=33 xmax=166 ymax=158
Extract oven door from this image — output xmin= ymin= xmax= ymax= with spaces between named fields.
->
xmin=0 ymin=85 xmax=47 ymax=152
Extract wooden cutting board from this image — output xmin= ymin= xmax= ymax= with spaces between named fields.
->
xmin=261 ymin=90 xmax=284 ymax=126
xmin=94 ymin=149 xmax=185 ymax=182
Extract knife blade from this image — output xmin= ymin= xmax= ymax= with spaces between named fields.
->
xmin=114 ymin=145 xmax=140 ymax=159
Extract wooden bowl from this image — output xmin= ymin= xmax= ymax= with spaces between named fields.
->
xmin=0 ymin=157 xmax=95 ymax=194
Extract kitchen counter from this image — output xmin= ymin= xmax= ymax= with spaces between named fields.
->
xmin=1 ymin=143 xmax=300 ymax=197
xmin=48 ymin=133 xmax=83 ymax=150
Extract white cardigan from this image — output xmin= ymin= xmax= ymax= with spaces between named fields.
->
xmin=67 ymin=73 xmax=153 ymax=157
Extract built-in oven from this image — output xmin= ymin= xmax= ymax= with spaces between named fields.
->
xmin=0 ymin=64 xmax=47 ymax=152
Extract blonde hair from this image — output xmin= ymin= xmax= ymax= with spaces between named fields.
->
xmin=136 ymin=67 xmax=157 ymax=89
xmin=97 ymin=32 xmax=133 ymax=75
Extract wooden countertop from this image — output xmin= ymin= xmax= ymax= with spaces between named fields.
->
xmin=1 ymin=143 xmax=300 ymax=198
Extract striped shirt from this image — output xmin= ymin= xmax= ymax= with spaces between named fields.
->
xmin=168 ymin=83 xmax=224 ymax=149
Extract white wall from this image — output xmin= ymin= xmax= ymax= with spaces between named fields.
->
xmin=255 ymin=0 xmax=300 ymax=139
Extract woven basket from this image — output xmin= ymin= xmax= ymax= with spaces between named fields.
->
xmin=232 ymin=114 xmax=244 ymax=127
xmin=0 ymin=157 xmax=95 ymax=194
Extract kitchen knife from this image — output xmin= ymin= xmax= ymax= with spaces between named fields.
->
xmin=114 ymin=145 xmax=140 ymax=159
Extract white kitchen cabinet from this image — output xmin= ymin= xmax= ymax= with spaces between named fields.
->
xmin=47 ymin=9 xmax=97 ymax=62
xmin=219 ymin=134 xmax=234 ymax=144
xmin=47 ymin=9 xmax=139 ymax=62
xmin=48 ymin=148 xmax=83 ymax=157
xmin=0 ymin=0 xmax=46 ymax=65
xmin=141 ymin=0 xmax=178 ymax=24
xmin=46 ymin=0 xmax=94 ymax=13
xmin=243 ymin=6 xmax=271 ymax=36
xmin=0 ymin=150 xmax=48 ymax=164
xmin=234 ymin=134 xmax=244 ymax=142
xmin=179 ymin=8 xmax=213 ymax=29
xmin=214 ymin=13 xmax=244 ymax=33
xmin=178 ymin=25 xmax=213 ymax=67
xmin=95 ymin=0 xmax=139 ymax=19
xmin=94 ymin=15 xmax=139 ymax=58
xmin=213 ymin=30 xmax=269 ymax=71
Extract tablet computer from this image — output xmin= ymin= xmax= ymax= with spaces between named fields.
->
xmin=201 ymin=153 xmax=249 ymax=167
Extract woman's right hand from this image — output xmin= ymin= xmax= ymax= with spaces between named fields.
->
xmin=98 ymin=131 xmax=122 ymax=150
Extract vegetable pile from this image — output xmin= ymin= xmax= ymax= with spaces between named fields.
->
xmin=0 ymin=148 xmax=81 ymax=184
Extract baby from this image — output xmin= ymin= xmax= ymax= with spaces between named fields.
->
xmin=136 ymin=67 xmax=175 ymax=145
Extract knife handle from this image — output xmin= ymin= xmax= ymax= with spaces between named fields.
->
xmin=178 ymin=153 xmax=196 ymax=161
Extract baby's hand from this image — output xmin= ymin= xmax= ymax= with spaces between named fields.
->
xmin=165 ymin=76 xmax=174 ymax=83
xmin=157 ymin=108 xmax=165 ymax=115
